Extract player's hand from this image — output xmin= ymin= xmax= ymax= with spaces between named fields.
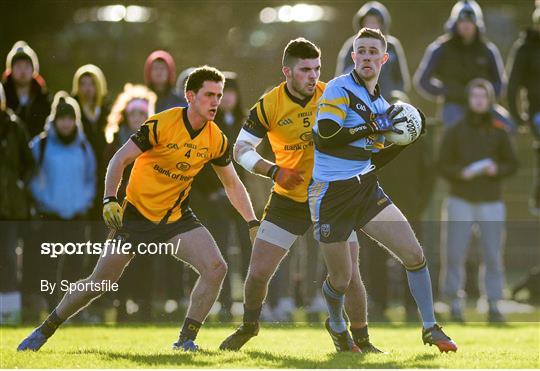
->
xmin=247 ymin=220 xmax=260 ymax=245
xmin=272 ymin=167 xmax=304 ymax=190
xmin=103 ymin=196 xmax=123 ymax=230
xmin=370 ymin=105 xmax=406 ymax=134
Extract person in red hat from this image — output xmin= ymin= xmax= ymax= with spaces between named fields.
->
xmin=144 ymin=50 xmax=184 ymax=113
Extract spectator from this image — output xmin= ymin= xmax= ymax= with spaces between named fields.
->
xmin=414 ymin=0 xmax=505 ymax=127
xmin=506 ymin=7 xmax=540 ymax=215
xmin=438 ymin=79 xmax=518 ymax=323
xmin=103 ymin=83 xmax=156 ymax=322
xmin=104 ymin=84 xmax=156 ymax=200
xmin=144 ymin=50 xmax=184 ymax=112
xmin=175 ymin=66 xmax=195 ymax=106
xmin=335 ymin=1 xmax=410 ymax=98
xmin=23 ymin=92 xmax=96 ymax=320
xmin=2 ymin=41 xmax=50 ymax=139
xmin=71 ymin=64 xmax=111 ymax=244
xmin=0 ymin=82 xmax=34 ymax=323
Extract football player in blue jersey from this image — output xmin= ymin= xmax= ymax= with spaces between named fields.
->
xmin=309 ymin=27 xmax=457 ymax=353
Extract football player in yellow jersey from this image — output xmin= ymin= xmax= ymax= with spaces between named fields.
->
xmin=220 ymin=39 xmax=381 ymax=353
xmin=17 ymin=67 xmax=260 ymax=353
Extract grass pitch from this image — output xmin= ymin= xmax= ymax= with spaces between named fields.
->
xmin=1 ymin=322 xmax=539 ymax=368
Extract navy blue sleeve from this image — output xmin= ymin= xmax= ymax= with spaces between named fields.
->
xmin=414 ymin=41 xmax=446 ymax=100
xmin=485 ymin=42 xmax=505 ymax=98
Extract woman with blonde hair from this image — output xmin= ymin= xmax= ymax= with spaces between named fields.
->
xmin=103 ymin=83 xmax=156 ymax=322
xmin=104 ymin=83 xmax=156 ymax=199
xmin=72 ymin=64 xmax=111 ymax=246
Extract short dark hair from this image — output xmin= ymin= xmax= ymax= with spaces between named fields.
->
xmin=353 ymin=27 xmax=387 ymax=52
xmin=282 ymin=38 xmax=321 ymax=67
xmin=184 ymin=66 xmax=225 ymax=95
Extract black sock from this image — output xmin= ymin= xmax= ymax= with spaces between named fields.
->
xmin=38 ymin=310 xmax=64 ymax=338
xmin=351 ymin=325 xmax=369 ymax=345
xmin=243 ymin=305 xmax=262 ymax=324
xmin=179 ymin=317 xmax=202 ymax=342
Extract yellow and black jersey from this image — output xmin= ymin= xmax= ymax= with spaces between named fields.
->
xmin=243 ymin=81 xmax=326 ymax=203
xmin=127 ymin=107 xmax=231 ymax=223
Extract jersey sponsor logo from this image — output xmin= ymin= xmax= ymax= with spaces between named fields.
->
xmin=278 ymin=118 xmax=293 ymax=127
xmin=300 ymin=131 xmax=313 ymax=142
xmin=184 ymin=143 xmax=197 ymax=149
xmin=175 ymin=162 xmax=191 ymax=171
xmin=196 ymin=147 xmax=209 ymax=159
xmin=349 ymin=126 xmax=367 ymax=135
xmin=283 ymin=142 xmax=314 ymax=151
xmin=166 ymin=143 xmax=180 ymax=150
xmin=321 ymin=224 xmax=331 ymax=238
xmin=153 ymin=164 xmax=192 ymax=181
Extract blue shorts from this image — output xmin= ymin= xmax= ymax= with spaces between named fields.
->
xmin=308 ymin=173 xmax=392 ymax=243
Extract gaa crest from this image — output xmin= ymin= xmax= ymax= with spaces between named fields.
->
xmin=321 ymin=224 xmax=331 ymax=238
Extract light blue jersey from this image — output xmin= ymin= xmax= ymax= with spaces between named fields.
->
xmin=312 ymin=71 xmax=390 ymax=181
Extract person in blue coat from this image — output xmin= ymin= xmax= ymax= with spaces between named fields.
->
xmin=22 ymin=92 xmax=96 ymax=321
xmin=414 ymin=0 xmax=506 ymax=128
xmin=29 ymin=92 xmax=96 ymax=219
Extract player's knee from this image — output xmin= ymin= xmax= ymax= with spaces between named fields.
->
xmin=401 ymin=244 xmax=425 ymax=267
xmin=204 ymin=258 xmax=228 ymax=283
xmin=330 ymin=274 xmax=352 ymax=293
xmin=90 ymin=269 xmax=120 ymax=284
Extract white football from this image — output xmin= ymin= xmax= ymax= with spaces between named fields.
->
xmin=383 ymin=102 xmax=422 ymax=146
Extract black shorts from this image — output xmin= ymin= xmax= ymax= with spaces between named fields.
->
xmin=111 ymin=202 xmax=202 ymax=247
xmin=308 ymin=174 xmax=392 ymax=243
xmin=261 ymin=192 xmax=312 ymax=236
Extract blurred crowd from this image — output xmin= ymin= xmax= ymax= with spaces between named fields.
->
xmin=1 ymin=0 xmax=539 ymax=324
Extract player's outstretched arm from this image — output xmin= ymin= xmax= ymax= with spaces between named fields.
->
xmin=103 ymin=140 xmax=142 ymax=229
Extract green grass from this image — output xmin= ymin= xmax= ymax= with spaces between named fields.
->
xmin=2 ymin=322 xmax=539 ymax=368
